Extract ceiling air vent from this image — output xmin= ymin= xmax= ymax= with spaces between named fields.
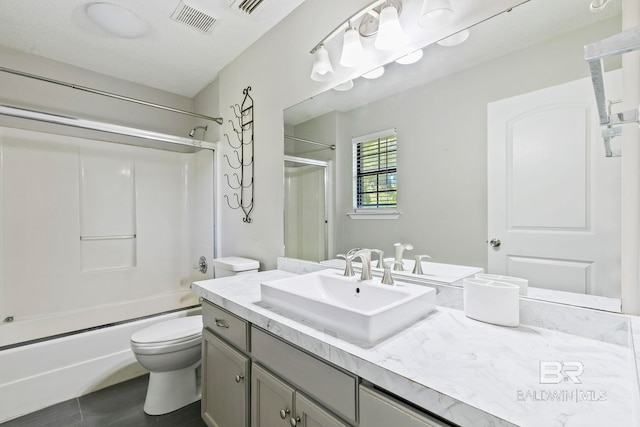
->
xmin=238 ymin=0 xmax=266 ymax=15
xmin=171 ymin=1 xmax=217 ymax=34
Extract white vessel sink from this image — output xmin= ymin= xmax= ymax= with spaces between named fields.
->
xmin=260 ymin=269 xmax=436 ymax=344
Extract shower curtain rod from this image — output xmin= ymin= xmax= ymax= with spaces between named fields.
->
xmin=284 ymin=134 xmax=336 ymax=150
xmin=0 ymin=103 xmax=217 ymax=152
xmin=0 ymin=67 xmax=223 ymax=125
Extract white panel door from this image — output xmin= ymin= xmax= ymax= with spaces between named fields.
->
xmin=488 ymin=71 xmax=621 ymax=297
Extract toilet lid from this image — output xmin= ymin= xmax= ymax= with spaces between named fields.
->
xmin=131 ymin=315 xmax=203 ymax=344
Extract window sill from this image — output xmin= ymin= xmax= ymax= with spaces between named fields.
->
xmin=346 ymin=211 xmax=401 ymax=220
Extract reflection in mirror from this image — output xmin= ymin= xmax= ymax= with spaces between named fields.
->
xmin=284 ymin=156 xmax=332 ymax=262
xmin=284 ymin=0 xmax=623 ymax=311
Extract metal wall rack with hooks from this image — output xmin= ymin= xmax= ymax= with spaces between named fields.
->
xmin=224 ymin=86 xmax=255 ymax=223
xmin=585 ymin=25 xmax=640 ymax=157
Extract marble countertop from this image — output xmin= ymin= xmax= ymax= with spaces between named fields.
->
xmin=192 ymin=270 xmax=639 ymax=427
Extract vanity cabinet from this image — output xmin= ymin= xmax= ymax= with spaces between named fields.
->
xmin=202 ymin=329 xmax=250 ymax=427
xmin=359 ymin=385 xmax=450 ymax=427
xmin=252 ymin=364 xmax=348 ymax=427
xmin=201 ymin=300 xmax=452 ymax=427
xmin=251 ymin=326 xmax=357 ymax=425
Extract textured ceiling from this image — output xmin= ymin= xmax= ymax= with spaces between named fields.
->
xmin=0 ymin=0 xmax=305 ymax=97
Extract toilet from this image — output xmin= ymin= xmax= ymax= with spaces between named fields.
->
xmin=130 ymin=256 xmax=258 ymax=415
xmin=130 ymin=315 xmax=203 ymax=415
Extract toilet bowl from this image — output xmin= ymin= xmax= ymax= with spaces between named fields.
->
xmin=130 ymin=315 xmax=203 ymax=415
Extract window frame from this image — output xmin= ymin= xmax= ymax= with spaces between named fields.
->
xmin=349 ymin=129 xmax=400 ymax=220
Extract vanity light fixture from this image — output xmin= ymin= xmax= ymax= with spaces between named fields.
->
xmin=418 ymin=0 xmax=454 ymax=29
xmin=309 ymin=0 xmax=406 ymax=81
xmin=437 ymin=29 xmax=470 ymax=46
xmin=86 ymin=2 xmax=148 ymax=39
xmin=395 ymin=49 xmax=423 ymax=65
xmin=362 ymin=66 xmax=385 ymax=79
xmin=374 ymin=3 xmax=407 ymax=51
xmin=310 ymin=45 xmax=334 ymax=81
xmin=340 ymin=27 xmax=365 ymax=68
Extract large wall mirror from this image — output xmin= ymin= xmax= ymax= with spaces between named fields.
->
xmin=283 ymin=0 xmax=623 ymax=311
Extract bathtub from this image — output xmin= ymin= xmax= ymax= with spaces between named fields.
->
xmin=0 ymin=290 xmax=201 ymax=423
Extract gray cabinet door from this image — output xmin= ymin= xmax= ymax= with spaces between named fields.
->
xmin=359 ymin=386 xmax=448 ymax=427
xmin=252 ymin=364 xmax=295 ymax=427
xmin=293 ymin=392 xmax=348 ymax=427
xmin=202 ymin=329 xmax=250 ymax=427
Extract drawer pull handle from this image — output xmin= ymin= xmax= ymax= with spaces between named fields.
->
xmin=214 ymin=318 xmax=229 ymax=328
xmin=290 ymin=416 xmax=301 ymax=427
xmin=279 ymin=408 xmax=290 ymax=419
xmin=235 ymin=374 xmax=244 ymax=383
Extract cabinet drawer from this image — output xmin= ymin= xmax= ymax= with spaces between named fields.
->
xmin=203 ymin=300 xmax=249 ymax=352
xmin=251 ymin=326 xmax=357 ymax=424
xmin=359 ymin=385 xmax=451 ymax=427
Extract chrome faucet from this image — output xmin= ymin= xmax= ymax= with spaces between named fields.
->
xmin=381 ymin=260 xmax=404 ymax=285
xmin=393 ymin=243 xmax=413 ymax=271
xmin=351 ymin=249 xmax=372 ymax=281
xmin=412 ymin=254 xmax=432 ymax=275
xmin=336 ymin=248 xmax=361 ymax=276
xmin=370 ymin=249 xmax=384 ymax=268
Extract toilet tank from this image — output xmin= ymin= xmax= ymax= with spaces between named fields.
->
xmin=211 ymin=257 xmax=259 ymax=278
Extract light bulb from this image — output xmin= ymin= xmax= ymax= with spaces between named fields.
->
xmin=340 ymin=28 xmax=364 ymax=68
xmin=310 ymin=46 xmax=334 ymax=81
xmin=418 ymin=0 xmax=454 ymax=29
xmin=374 ymin=5 xmax=406 ymax=51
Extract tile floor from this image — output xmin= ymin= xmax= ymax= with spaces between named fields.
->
xmin=1 ymin=375 xmax=207 ymax=427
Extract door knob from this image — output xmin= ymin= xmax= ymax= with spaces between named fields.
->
xmin=290 ymin=416 xmax=301 ymax=427
xmin=489 ymin=238 xmax=501 ymax=248
xmin=235 ymin=374 xmax=244 ymax=383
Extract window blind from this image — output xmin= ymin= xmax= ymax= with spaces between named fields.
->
xmin=355 ymin=132 xmax=397 ymax=208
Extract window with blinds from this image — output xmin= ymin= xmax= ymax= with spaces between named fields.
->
xmin=353 ymin=130 xmax=397 ymax=209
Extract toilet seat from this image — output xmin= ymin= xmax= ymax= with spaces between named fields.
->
xmin=131 ymin=315 xmax=203 ymax=355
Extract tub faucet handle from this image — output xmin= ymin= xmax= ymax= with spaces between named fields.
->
xmin=412 ymin=255 xmax=432 ymax=275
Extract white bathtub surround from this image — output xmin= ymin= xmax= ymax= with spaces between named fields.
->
xmin=192 ymin=270 xmax=639 ymax=427
xmin=0 ymin=127 xmax=214 ymax=347
xmin=463 ymin=278 xmax=520 ymax=327
xmin=0 ymin=308 xmax=201 ymax=423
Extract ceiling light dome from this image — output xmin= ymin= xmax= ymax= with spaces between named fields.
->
xmin=87 ymin=3 xmax=148 ymax=39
